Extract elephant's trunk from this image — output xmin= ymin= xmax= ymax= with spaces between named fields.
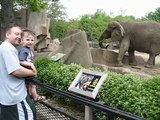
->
xmin=98 ymin=30 xmax=111 ymax=48
xmin=112 ymin=21 xmax=125 ymax=36
xmin=99 ymin=36 xmax=106 ymax=48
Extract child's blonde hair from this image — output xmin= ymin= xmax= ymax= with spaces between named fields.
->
xmin=21 ymin=29 xmax=36 ymax=38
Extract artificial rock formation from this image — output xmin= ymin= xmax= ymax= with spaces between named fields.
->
xmin=49 ymin=30 xmax=93 ymax=68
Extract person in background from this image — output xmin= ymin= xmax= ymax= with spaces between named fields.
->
xmin=0 ymin=26 xmax=37 ymax=120
xmin=18 ymin=29 xmax=45 ymax=101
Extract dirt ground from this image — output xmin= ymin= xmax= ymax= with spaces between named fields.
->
xmin=111 ymin=52 xmax=160 ymax=77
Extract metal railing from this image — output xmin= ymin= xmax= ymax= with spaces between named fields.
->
xmin=34 ymin=80 xmax=146 ymax=120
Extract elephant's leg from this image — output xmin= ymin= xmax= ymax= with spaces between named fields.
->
xmin=117 ymin=48 xmax=126 ymax=66
xmin=117 ymin=39 xmax=130 ymax=67
xmin=153 ymin=58 xmax=155 ymax=65
xmin=128 ymin=49 xmax=137 ymax=66
xmin=145 ymin=53 xmax=156 ymax=68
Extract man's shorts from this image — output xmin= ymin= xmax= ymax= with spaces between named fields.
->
xmin=0 ymin=95 xmax=36 ymax=120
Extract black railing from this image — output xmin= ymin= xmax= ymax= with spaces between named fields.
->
xmin=34 ymin=80 xmax=146 ymax=120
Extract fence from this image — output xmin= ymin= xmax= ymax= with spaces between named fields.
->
xmin=34 ymin=80 xmax=146 ymax=120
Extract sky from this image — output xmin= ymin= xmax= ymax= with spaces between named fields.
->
xmin=60 ymin=0 xmax=160 ymax=19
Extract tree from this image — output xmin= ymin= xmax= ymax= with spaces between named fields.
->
xmin=50 ymin=19 xmax=80 ymax=39
xmin=0 ymin=0 xmax=15 ymax=41
xmin=47 ymin=1 xmax=67 ymax=39
xmin=78 ymin=9 xmax=139 ymax=42
xmin=144 ymin=7 xmax=160 ymax=22
xmin=113 ymin=15 xmax=136 ymax=21
xmin=50 ymin=20 xmax=68 ymax=39
xmin=47 ymin=1 xmax=66 ymax=21
xmin=0 ymin=0 xmax=47 ymax=41
xmin=79 ymin=9 xmax=112 ymax=41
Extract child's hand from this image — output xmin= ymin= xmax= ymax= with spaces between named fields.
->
xmin=30 ymin=64 xmax=36 ymax=72
xmin=30 ymin=64 xmax=37 ymax=77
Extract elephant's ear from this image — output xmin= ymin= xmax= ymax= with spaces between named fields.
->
xmin=112 ymin=21 xmax=125 ymax=37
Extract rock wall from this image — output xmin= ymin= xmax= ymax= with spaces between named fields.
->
xmin=14 ymin=9 xmax=53 ymax=52
xmin=28 ymin=10 xmax=50 ymax=37
xmin=49 ymin=31 xmax=93 ymax=68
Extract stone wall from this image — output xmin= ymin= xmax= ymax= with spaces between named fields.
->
xmin=49 ymin=30 xmax=93 ymax=68
xmin=14 ymin=9 xmax=55 ymax=52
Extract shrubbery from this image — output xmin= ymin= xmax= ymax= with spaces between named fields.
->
xmin=100 ymin=73 xmax=160 ymax=119
xmin=35 ymin=57 xmax=160 ymax=120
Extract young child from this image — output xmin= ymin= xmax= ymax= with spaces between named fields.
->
xmin=18 ymin=29 xmax=44 ymax=101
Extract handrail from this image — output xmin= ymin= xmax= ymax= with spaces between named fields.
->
xmin=34 ymin=80 xmax=146 ymax=120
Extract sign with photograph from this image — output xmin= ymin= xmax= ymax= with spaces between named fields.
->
xmin=68 ymin=69 xmax=108 ymax=99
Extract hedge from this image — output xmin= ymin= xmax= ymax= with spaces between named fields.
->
xmin=35 ymin=57 xmax=160 ymax=120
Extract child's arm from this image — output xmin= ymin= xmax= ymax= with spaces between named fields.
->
xmin=20 ymin=61 xmax=36 ymax=72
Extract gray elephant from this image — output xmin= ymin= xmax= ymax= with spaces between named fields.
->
xmin=99 ymin=21 xmax=160 ymax=68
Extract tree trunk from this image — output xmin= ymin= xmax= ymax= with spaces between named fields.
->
xmin=0 ymin=0 xmax=15 ymax=41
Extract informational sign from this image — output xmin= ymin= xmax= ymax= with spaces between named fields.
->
xmin=68 ymin=69 xmax=108 ymax=99
xmin=51 ymin=53 xmax=65 ymax=61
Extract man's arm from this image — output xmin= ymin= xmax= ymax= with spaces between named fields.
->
xmin=11 ymin=67 xmax=37 ymax=78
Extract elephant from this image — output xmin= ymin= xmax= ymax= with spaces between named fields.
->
xmin=98 ymin=21 xmax=160 ymax=68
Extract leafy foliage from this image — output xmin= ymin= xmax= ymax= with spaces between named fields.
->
xmin=144 ymin=7 xmax=160 ymax=22
xmin=35 ymin=57 xmax=160 ymax=120
xmin=14 ymin=0 xmax=47 ymax=12
xmin=46 ymin=1 xmax=68 ymax=39
xmin=49 ymin=20 xmax=69 ymax=39
xmin=47 ymin=1 xmax=67 ymax=21
xmin=113 ymin=15 xmax=136 ymax=21
xmin=100 ymin=73 xmax=160 ymax=120
xmin=49 ymin=19 xmax=80 ymax=39
xmin=35 ymin=57 xmax=82 ymax=90
xmin=49 ymin=9 xmax=139 ymax=41
xmin=79 ymin=9 xmax=112 ymax=41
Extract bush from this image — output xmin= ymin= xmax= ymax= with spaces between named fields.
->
xmin=35 ymin=57 xmax=160 ymax=120
xmin=100 ymin=73 xmax=160 ymax=120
